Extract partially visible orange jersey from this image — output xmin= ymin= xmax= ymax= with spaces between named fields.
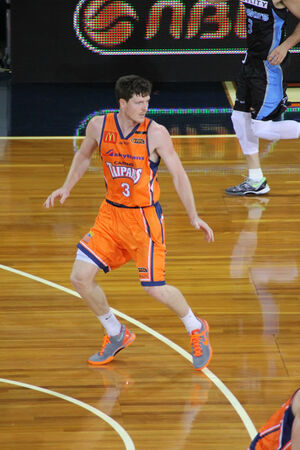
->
xmin=248 ymin=389 xmax=299 ymax=449
xmin=100 ymin=112 xmax=160 ymax=207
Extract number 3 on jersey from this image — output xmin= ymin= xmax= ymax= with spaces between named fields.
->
xmin=121 ymin=182 xmax=131 ymax=197
xmin=247 ymin=18 xmax=253 ymax=34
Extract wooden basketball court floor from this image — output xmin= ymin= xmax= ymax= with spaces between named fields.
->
xmin=1 ymin=131 xmax=300 ymax=449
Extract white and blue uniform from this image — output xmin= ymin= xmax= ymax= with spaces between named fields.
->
xmin=234 ymin=0 xmax=289 ymax=120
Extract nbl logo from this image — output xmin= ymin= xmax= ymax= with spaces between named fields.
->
xmin=73 ymin=0 xmax=247 ymax=55
xmin=74 ymin=0 xmax=138 ymax=48
xmin=74 ymin=0 xmax=139 ymax=52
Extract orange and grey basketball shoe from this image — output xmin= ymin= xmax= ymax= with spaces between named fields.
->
xmin=190 ymin=319 xmax=212 ymax=370
xmin=88 ymin=324 xmax=136 ymax=366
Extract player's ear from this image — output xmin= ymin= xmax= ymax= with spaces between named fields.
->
xmin=119 ymin=98 xmax=127 ymax=109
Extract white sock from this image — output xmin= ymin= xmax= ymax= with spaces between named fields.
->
xmin=97 ymin=309 xmax=122 ymax=336
xmin=249 ymin=168 xmax=263 ymax=181
xmin=180 ymin=308 xmax=202 ymax=333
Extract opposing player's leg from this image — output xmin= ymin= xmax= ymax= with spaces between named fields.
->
xmin=251 ymin=60 xmax=300 ymax=141
xmin=226 ymin=59 xmax=300 ymax=195
xmin=225 ymin=62 xmax=270 ymax=195
xmin=226 ymin=109 xmax=270 ymax=195
xmin=251 ymin=117 xmax=300 ymax=141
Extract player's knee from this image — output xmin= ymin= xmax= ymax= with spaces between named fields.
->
xmin=70 ymin=270 xmax=88 ymax=294
xmin=143 ymin=285 xmax=166 ymax=301
xmin=231 ymin=110 xmax=259 ymax=155
xmin=251 ymin=119 xmax=280 ymax=141
xmin=231 ymin=110 xmax=251 ymax=139
xmin=70 ymin=259 xmax=98 ymax=295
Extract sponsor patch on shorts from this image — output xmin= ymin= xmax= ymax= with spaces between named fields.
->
xmin=82 ymin=231 xmax=93 ymax=244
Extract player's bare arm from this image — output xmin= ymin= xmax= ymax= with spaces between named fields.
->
xmin=274 ymin=0 xmax=300 ymax=15
xmin=148 ymin=122 xmax=214 ymax=242
xmin=268 ymin=0 xmax=300 ymax=65
xmin=207 ymin=0 xmax=300 ymax=64
xmin=43 ymin=116 xmax=102 ymax=208
xmin=211 ymin=0 xmax=300 ymax=12
xmin=291 ymin=390 xmax=300 ymax=448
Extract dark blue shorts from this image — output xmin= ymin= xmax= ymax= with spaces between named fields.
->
xmin=234 ymin=55 xmax=289 ymax=121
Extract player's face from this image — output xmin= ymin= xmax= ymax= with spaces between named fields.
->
xmin=125 ymin=94 xmax=150 ymax=123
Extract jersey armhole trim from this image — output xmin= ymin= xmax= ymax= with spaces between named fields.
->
xmin=98 ymin=114 xmax=107 ymax=156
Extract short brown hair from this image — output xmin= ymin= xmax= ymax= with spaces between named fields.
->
xmin=115 ymin=75 xmax=152 ymax=102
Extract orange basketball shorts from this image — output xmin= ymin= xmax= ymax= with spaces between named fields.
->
xmin=77 ymin=200 xmax=166 ymax=286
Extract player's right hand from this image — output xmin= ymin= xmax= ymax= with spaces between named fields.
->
xmin=190 ymin=215 xmax=214 ymax=243
xmin=267 ymin=43 xmax=288 ymax=65
xmin=43 ymin=188 xmax=69 ymax=208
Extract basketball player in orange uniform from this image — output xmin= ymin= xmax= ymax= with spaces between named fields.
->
xmin=44 ymin=75 xmax=214 ymax=370
xmin=248 ymin=389 xmax=300 ymax=449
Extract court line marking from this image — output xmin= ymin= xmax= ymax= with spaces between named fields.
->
xmin=0 ymin=136 xmax=79 ymax=140
xmin=0 ymin=135 xmax=236 ymax=139
xmin=173 ymin=135 xmax=235 ymax=138
xmin=286 ymin=87 xmax=300 ymax=102
xmin=0 ymin=377 xmax=135 ymax=450
xmin=223 ymin=81 xmax=236 ymax=108
xmin=0 ymin=264 xmax=257 ymax=440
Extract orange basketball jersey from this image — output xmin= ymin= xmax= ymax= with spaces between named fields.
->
xmin=248 ymin=389 xmax=299 ymax=449
xmin=99 ymin=112 xmax=160 ymax=207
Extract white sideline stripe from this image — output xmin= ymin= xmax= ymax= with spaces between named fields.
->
xmin=224 ymin=81 xmax=236 ymax=108
xmin=0 ymin=378 xmax=135 ymax=450
xmin=286 ymin=87 xmax=300 ymax=102
xmin=0 ymin=135 xmax=235 ymax=140
xmin=0 ymin=264 xmax=257 ymax=440
xmin=173 ymin=135 xmax=235 ymax=138
xmin=0 ymin=136 xmax=77 ymax=140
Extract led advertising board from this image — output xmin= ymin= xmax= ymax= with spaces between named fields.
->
xmin=11 ymin=0 xmax=300 ymax=82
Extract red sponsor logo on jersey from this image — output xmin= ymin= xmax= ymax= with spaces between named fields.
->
xmin=104 ymin=131 xmax=117 ymax=143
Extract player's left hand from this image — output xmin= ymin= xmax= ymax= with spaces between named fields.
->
xmin=190 ymin=216 xmax=214 ymax=242
xmin=267 ymin=44 xmax=288 ymax=65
